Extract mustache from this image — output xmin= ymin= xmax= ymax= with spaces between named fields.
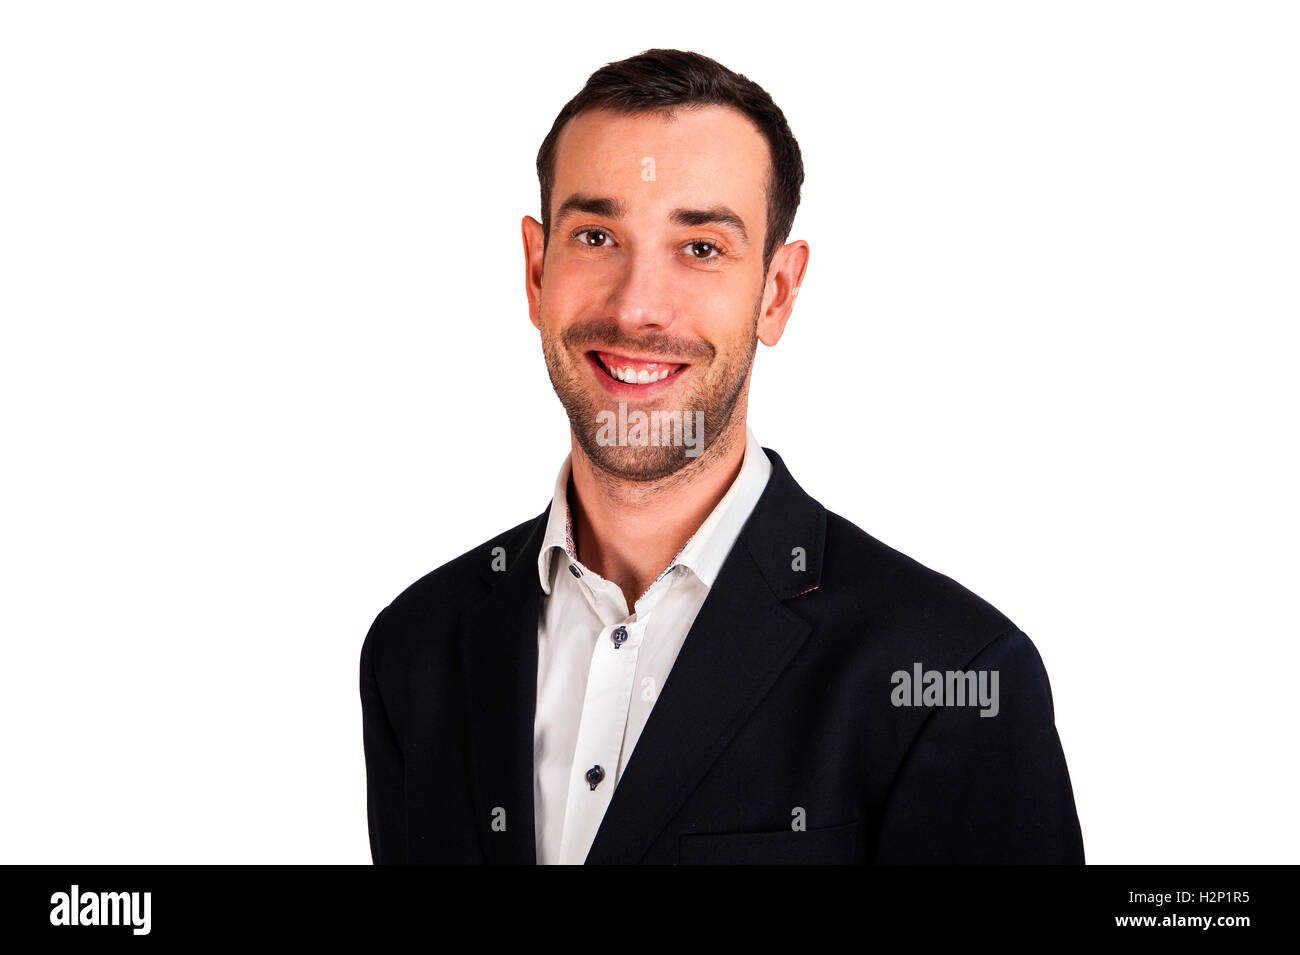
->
xmin=560 ymin=319 xmax=715 ymax=364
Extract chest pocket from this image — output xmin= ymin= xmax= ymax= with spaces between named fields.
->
xmin=678 ymin=819 xmax=863 ymax=865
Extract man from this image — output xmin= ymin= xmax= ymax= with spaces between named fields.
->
xmin=360 ymin=49 xmax=1084 ymax=864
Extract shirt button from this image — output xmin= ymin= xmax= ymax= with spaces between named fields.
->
xmin=585 ymin=765 xmax=605 ymax=790
xmin=569 ymin=564 xmax=581 ymax=578
xmin=611 ymin=625 xmax=628 ymax=648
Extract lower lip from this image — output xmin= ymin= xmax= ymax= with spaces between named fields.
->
xmin=585 ymin=353 xmax=688 ymax=398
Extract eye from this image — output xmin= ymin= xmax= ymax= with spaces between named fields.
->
xmin=574 ymin=229 xmax=614 ymax=248
xmin=684 ymin=240 xmax=726 ymax=260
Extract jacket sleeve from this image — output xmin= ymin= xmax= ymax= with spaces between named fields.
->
xmin=360 ymin=605 xmax=406 ymax=864
xmin=874 ymin=627 xmax=1085 ymax=863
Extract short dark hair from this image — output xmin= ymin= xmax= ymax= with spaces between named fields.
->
xmin=535 ymin=49 xmax=804 ymax=272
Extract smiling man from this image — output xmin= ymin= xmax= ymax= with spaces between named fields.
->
xmin=360 ymin=49 xmax=1085 ymax=864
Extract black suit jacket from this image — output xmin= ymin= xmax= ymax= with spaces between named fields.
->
xmin=359 ymin=448 xmax=1085 ymax=864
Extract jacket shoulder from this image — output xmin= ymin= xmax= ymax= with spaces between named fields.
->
xmin=362 ymin=512 xmax=542 ymax=661
xmin=393 ymin=514 xmax=539 ymax=614
xmin=818 ymin=508 xmax=1021 ymax=667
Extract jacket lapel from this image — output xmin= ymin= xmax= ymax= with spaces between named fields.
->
xmin=458 ymin=511 xmax=547 ymax=864
xmin=584 ymin=449 xmax=827 ymax=864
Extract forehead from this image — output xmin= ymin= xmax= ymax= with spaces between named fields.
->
xmin=550 ymin=105 xmax=770 ymax=221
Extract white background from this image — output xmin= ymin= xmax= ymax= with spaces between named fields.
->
xmin=2 ymin=1 xmax=1296 ymax=864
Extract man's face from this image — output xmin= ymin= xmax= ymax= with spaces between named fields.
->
xmin=530 ymin=106 xmax=772 ymax=481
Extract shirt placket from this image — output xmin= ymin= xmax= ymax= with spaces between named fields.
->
xmin=555 ymin=616 xmax=646 ymax=864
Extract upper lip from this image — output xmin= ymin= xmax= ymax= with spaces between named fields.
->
xmin=590 ymin=349 xmax=688 ymax=365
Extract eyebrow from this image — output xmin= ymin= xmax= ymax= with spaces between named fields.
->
xmin=670 ymin=206 xmax=749 ymax=244
xmin=553 ymin=193 xmax=750 ymax=245
xmin=554 ymin=194 xmax=628 ymax=222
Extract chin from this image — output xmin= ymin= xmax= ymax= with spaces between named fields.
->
xmin=575 ymin=438 xmax=702 ymax=483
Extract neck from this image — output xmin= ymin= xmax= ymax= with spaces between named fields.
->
xmin=568 ymin=416 xmax=748 ymax=610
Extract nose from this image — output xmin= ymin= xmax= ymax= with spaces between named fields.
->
xmin=605 ymin=244 xmax=676 ymax=335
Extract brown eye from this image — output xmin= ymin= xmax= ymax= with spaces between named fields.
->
xmin=577 ymin=230 xmax=611 ymax=247
xmin=688 ymin=241 xmax=722 ymax=259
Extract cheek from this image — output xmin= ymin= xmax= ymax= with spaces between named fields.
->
xmin=541 ymin=262 xmax=602 ymax=319
xmin=688 ymin=281 xmax=760 ymax=336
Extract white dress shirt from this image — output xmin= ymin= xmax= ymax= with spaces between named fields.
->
xmin=532 ymin=428 xmax=773 ymax=864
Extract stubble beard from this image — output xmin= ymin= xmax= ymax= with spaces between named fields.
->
xmin=539 ymin=294 xmax=762 ymax=485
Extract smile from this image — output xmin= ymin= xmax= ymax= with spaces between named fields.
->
xmin=590 ymin=350 xmax=687 ymax=386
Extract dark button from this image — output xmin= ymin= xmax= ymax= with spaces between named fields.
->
xmin=585 ymin=765 xmax=605 ymax=790
xmin=569 ymin=564 xmax=581 ymax=578
xmin=611 ymin=625 xmax=628 ymax=648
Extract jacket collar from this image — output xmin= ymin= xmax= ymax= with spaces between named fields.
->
xmin=458 ymin=446 xmax=826 ymax=863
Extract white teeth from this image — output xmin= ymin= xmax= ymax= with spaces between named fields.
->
xmin=606 ymin=363 xmax=676 ymax=383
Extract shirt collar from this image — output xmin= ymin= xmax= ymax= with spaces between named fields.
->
xmin=536 ymin=427 xmax=772 ymax=596
xmin=537 ymin=455 xmax=579 ymax=595
xmin=669 ymin=427 xmax=772 ymax=588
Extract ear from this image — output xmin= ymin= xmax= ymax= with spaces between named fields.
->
xmin=522 ymin=215 xmax=546 ymax=330
xmin=757 ymin=239 xmax=810 ymax=347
